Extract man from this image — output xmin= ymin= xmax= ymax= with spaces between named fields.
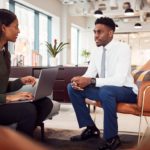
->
xmin=67 ymin=17 xmax=138 ymax=150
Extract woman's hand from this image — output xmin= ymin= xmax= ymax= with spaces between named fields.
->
xmin=20 ymin=76 xmax=36 ymax=86
xmin=6 ymin=92 xmax=34 ymax=103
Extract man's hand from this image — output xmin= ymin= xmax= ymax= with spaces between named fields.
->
xmin=21 ymin=76 xmax=36 ymax=86
xmin=71 ymin=76 xmax=91 ymax=90
xmin=71 ymin=81 xmax=84 ymax=91
xmin=6 ymin=92 xmax=34 ymax=103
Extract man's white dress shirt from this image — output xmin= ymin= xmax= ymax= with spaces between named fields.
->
xmin=83 ymin=39 xmax=138 ymax=94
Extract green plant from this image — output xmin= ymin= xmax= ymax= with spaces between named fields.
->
xmin=46 ymin=39 xmax=69 ymax=57
xmin=81 ymin=49 xmax=90 ymax=59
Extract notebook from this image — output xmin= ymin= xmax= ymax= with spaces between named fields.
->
xmin=10 ymin=67 xmax=58 ymax=103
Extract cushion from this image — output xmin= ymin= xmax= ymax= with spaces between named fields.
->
xmin=132 ymin=70 xmax=144 ymax=82
xmin=46 ymin=100 xmax=60 ymax=119
xmin=132 ymin=70 xmax=150 ymax=88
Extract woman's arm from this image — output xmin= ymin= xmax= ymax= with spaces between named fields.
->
xmin=0 ymin=94 xmax=6 ymax=104
xmin=7 ymin=79 xmax=24 ymax=92
xmin=7 ymin=76 xmax=36 ymax=92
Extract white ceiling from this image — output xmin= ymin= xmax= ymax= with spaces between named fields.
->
xmin=59 ymin=0 xmax=150 ymax=23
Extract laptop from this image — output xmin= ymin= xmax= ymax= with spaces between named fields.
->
xmin=10 ymin=67 xmax=58 ymax=103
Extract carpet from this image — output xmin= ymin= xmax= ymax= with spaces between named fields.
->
xmin=35 ymin=128 xmax=138 ymax=150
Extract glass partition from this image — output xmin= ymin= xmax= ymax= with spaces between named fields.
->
xmin=114 ymin=32 xmax=150 ymax=67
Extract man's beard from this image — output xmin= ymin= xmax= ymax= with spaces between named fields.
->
xmin=96 ymin=43 xmax=101 ymax=47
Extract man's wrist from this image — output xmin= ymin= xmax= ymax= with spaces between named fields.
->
xmin=90 ymin=78 xmax=96 ymax=86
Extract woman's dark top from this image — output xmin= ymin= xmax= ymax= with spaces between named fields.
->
xmin=0 ymin=50 xmax=24 ymax=104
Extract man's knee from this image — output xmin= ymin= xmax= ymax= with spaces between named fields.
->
xmin=67 ymin=83 xmax=74 ymax=94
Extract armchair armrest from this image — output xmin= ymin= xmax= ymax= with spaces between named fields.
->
xmin=137 ymin=81 xmax=150 ymax=111
xmin=46 ymin=100 xmax=60 ymax=119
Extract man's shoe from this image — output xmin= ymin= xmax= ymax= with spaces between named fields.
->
xmin=97 ymin=136 xmax=121 ymax=150
xmin=70 ymin=127 xmax=100 ymax=141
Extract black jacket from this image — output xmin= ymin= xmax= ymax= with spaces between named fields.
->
xmin=0 ymin=51 xmax=23 ymax=104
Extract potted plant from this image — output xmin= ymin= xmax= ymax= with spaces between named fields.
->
xmin=81 ymin=49 xmax=90 ymax=63
xmin=46 ymin=39 xmax=69 ymax=65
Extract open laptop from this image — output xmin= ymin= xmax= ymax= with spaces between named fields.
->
xmin=10 ymin=67 xmax=58 ymax=103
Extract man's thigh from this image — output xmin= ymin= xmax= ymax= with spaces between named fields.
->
xmin=83 ymin=85 xmax=101 ymax=101
xmin=98 ymin=85 xmax=137 ymax=103
xmin=84 ymin=85 xmax=136 ymax=103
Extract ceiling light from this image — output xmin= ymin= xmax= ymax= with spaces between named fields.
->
xmin=63 ymin=0 xmax=75 ymax=5
xmin=124 ymin=8 xmax=134 ymax=16
xmin=115 ymin=24 xmax=119 ymax=29
xmin=134 ymin=23 xmax=142 ymax=29
xmin=94 ymin=9 xmax=103 ymax=18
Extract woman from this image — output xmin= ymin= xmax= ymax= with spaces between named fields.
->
xmin=0 ymin=9 xmax=53 ymax=137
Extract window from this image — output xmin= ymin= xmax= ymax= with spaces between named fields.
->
xmin=71 ymin=25 xmax=89 ymax=65
xmin=114 ymin=32 xmax=150 ymax=67
xmin=39 ymin=13 xmax=48 ymax=66
xmin=9 ymin=0 xmax=52 ymax=66
xmin=14 ymin=3 xmax=34 ymax=66
xmin=71 ymin=26 xmax=79 ymax=65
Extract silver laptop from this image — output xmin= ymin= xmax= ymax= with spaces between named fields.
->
xmin=10 ymin=67 xmax=58 ymax=103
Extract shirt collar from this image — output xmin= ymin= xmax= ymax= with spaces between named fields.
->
xmin=104 ymin=39 xmax=114 ymax=51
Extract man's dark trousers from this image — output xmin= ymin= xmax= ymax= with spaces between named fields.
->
xmin=67 ymin=84 xmax=137 ymax=140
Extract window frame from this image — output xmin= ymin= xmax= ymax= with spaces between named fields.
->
xmin=9 ymin=0 xmax=52 ymax=66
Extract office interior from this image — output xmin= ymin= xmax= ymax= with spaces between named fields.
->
xmin=1 ymin=0 xmax=150 ymax=149
xmin=1 ymin=0 xmax=150 ymax=67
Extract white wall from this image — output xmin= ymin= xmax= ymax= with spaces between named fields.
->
xmin=66 ymin=16 xmax=87 ymax=64
xmin=23 ymin=0 xmax=62 ymax=16
xmin=0 ymin=0 xmax=8 ymax=8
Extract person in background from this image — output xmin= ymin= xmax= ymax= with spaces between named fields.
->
xmin=67 ymin=17 xmax=138 ymax=150
xmin=0 ymin=9 xmax=53 ymax=137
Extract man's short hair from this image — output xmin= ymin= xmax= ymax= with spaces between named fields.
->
xmin=95 ymin=17 xmax=116 ymax=32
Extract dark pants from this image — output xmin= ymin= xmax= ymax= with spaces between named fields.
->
xmin=0 ymin=97 xmax=53 ymax=137
xmin=67 ymin=84 xmax=137 ymax=140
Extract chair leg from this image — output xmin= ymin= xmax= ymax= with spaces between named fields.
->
xmin=137 ymin=115 xmax=150 ymax=146
xmin=138 ymin=115 xmax=142 ymax=145
xmin=144 ymin=116 xmax=149 ymax=126
xmin=93 ymin=106 xmax=96 ymax=113
xmin=141 ymin=117 xmax=150 ymax=142
xmin=93 ymin=106 xmax=97 ymax=122
xmin=137 ymin=86 xmax=150 ymax=145
xmin=87 ymin=104 xmax=97 ymax=123
xmin=40 ymin=122 xmax=45 ymax=141
xmin=87 ymin=104 xmax=96 ymax=113
xmin=87 ymin=104 xmax=90 ymax=111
